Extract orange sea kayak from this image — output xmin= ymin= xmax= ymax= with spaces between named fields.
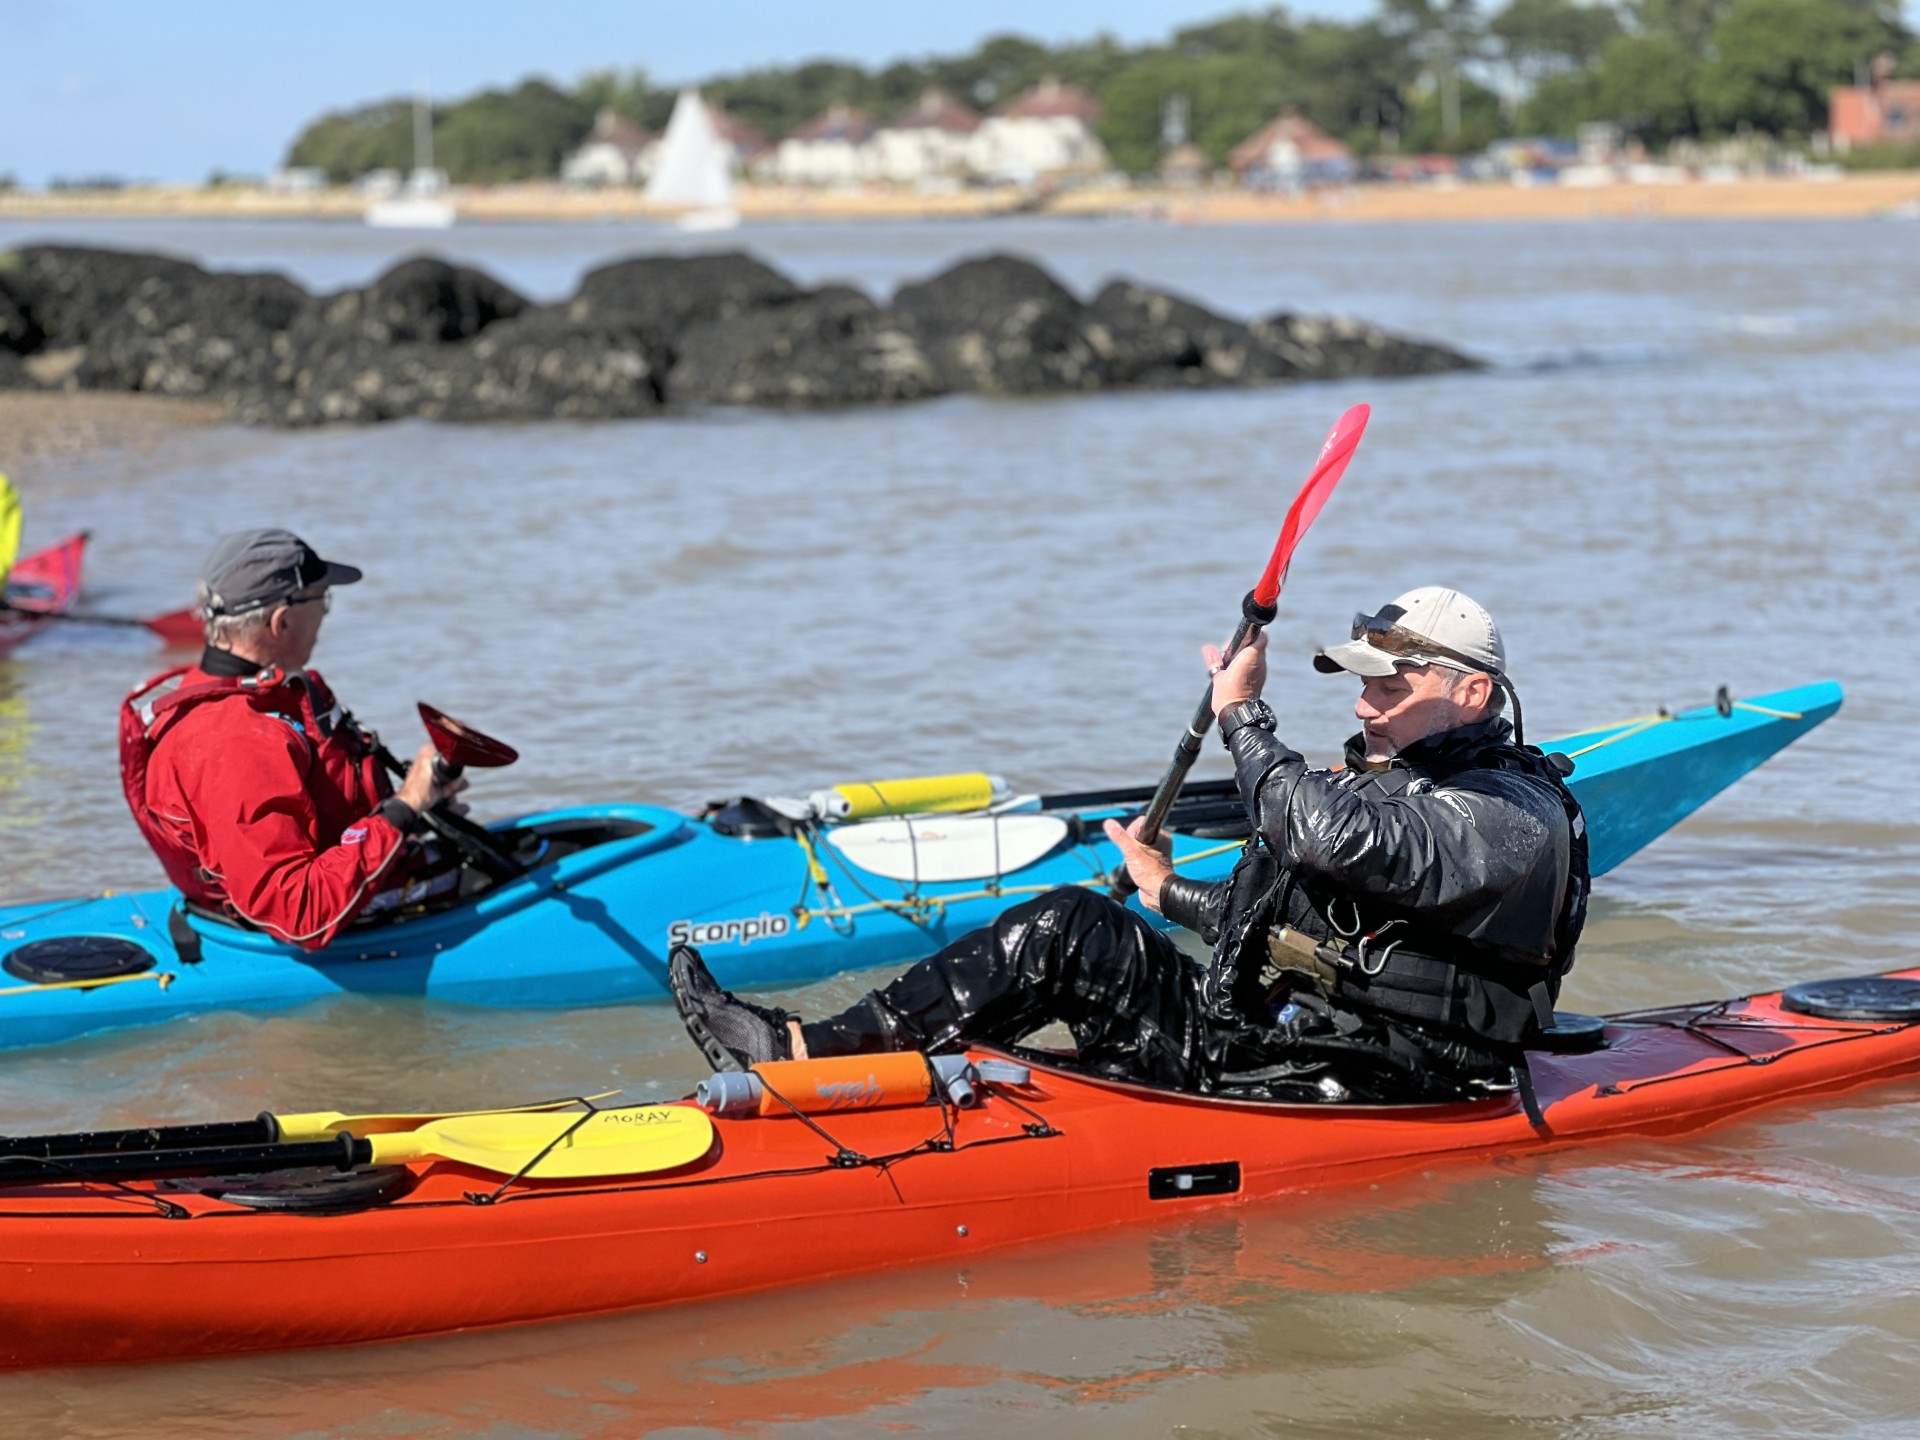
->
xmin=4 ymin=968 xmax=1920 ymax=1370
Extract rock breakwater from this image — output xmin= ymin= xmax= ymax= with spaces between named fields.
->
xmin=0 ymin=245 xmax=1480 ymax=425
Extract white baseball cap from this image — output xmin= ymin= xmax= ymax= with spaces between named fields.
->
xmin=1313 ymin=586 xmax=1506 ymax=679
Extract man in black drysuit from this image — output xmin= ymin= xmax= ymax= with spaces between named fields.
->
xmin=671 ymin=585 xmax=1590 ymax=1103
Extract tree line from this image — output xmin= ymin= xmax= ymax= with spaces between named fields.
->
xmin=285 ymin=0 xmax=1919 ymax=184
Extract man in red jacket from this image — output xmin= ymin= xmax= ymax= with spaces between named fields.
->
xmin=123 ymin=529 xmax=463 ymax=950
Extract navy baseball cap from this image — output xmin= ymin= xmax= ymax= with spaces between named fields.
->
xmin=199 ymin=529 xmax=362 ymax=617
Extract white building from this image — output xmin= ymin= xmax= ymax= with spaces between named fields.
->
xmin=562 ymin=108 xmax=657 ymax=186
xmin=770 ymin=103 xmax=877 ymax=186
xmin=1228 ymin=109 xmax=1354 ymax=189
xmin=967 ymin=78 xmax=1109 ymax=184
xmin=870 ymin=89 xmax=981 ymax=185
xmin=267 ymin=167 xmax=327 ymax=194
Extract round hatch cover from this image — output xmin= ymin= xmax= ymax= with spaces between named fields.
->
xmin=1781 ymin=976 xmax=1920 ymax=1022
xmin=158 ymin=1165 xmax=415 ymax=1213
xmin=3 ymin=935 xmax=155 ymax=986
xmin=1531 ymin=1011 xmax=1607 ymax=1053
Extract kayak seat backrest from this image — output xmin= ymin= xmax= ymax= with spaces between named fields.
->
xmin=3 ymin=935 xmax=156 ymax=986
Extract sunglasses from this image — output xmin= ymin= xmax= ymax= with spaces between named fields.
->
xmin=1350 ymin=611 xmax=1499 ymax=677
xmin=283 ymin=590 xmax=333 ymax=614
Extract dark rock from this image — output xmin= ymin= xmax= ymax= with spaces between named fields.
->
xmin=234 ymin=311 xmax=668 ymax=426
xmin=1084 ymin=280 xmax=1265 ymax=387
xmin=0 ymin=245 xmax=206 ymax=348
xmin=307 ymin=257 xmax=527 ymax=346
xmin=227 ymin=340 xmax=451 ymax=426
xmin=1249 ymin=312 xmax=1482 ymax=380
xmin=670 ymin=287 xmax=941 ymax=407
xmin=436 ymin=313 xmax=668 ymax=420
xmin=0 ymin=271 xmax=43 ymax=355
xmin=0 ymin=244 xmax=1485 ymax=426
xmin=77 ymin=268 xmax=309 ymax=398
xmin=889 ymin=255 xmax=1105 ymax=394
xmin=565 ymin=252 xmax=800 ymax=344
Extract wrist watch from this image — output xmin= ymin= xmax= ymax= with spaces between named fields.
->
xmin=1219 ymin=699 xmax=1277 ymax=742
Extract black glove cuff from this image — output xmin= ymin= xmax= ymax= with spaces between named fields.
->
xmin=1161 ymin=875 xmax=1227 ymax=942
xmin=377 ymin=797 xmax=423 ymax=836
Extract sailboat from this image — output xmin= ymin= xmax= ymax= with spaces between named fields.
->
xmin=366 ymin=94 xmax=456 ymax=229
xmin=645 ymin=88 xmax=740 ymax=231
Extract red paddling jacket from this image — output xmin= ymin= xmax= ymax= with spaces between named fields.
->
xmin=121 ymin=655 xmax=412 ymax=950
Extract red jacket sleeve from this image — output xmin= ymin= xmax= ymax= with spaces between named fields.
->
xmin=151 ymin=705 xmax=410 ymax=951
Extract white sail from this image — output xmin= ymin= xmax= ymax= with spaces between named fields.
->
xmin=645 ymin=89 xmax=735 ymax=214
xmin=366 ymin=94 xmax=455 ymax=229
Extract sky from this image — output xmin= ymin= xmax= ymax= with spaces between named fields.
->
xmin=0 ymin=0 xmax=1380 ymax=186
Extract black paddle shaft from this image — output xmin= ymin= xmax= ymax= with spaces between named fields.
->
xmin=1112 ymin=590 xmax=1277 ymax=897
xmin=0 ymin=602 xmax=150 ymax=628
xmin=0 ymin=1132 xmax=368 ymax=1187
xmin=374 ymin=741 xmax=523 ymax=883
xmin=0 ymin=1114 xmax=279 ymax=1162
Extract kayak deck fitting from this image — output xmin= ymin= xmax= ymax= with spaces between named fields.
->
xmin=2 ymin=966 xmax=1918 ymax=1369
xmin=0 ymin=680 xmax=1843 ymax=1051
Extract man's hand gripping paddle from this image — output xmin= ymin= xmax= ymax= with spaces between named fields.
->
xmin=1111 ymin=402 xmax=1370 ymax=898
xmin=376 ymin=705 xmax=526 ymax=882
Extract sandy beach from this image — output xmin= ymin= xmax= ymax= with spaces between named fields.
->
xmin=2 ymin=171 xmax=1917 ymax=227
xmin=0 ymin=392 xmax=222 ymax=481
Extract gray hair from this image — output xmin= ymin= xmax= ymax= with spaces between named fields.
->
xmin=1434 ymin=662 xmax=1507 ymax=715
xmin=197 ymin=581 xmax=275 ymax=651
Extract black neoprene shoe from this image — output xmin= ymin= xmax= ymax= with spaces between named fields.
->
xmin=668 ymin=944 xmax=795 ymax=1073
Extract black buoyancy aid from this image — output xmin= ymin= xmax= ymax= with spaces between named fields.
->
xmin=1205 ymin=725 xmax=1589 ymax=1050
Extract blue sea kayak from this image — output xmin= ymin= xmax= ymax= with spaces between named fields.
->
xmin=0 ymin=681 xmax=1841 ymax=1052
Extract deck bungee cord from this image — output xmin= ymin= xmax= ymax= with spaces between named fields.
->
xmin=777 ymin=683 xmax=1791 ymax=936
xmin=1563 ymin=686 xmax=1805 ymax=760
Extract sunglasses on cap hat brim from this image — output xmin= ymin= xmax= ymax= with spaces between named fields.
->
xmin=1345 ymin=611 xmax=1503 ymax=677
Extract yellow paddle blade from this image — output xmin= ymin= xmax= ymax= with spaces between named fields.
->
xmin=273 ymin=1092 xmax=623 ymax=1141
xmin=366 ymin=1104 xmax=716 ymax=1179
xmin=0 ymin=474 xmax=20 ymax=579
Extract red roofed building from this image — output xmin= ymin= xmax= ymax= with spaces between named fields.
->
xmin=710 ymin=108 xmax=771 ymax=170
xmin=873 ymin=89 xmax=981 ymax=183
xmin=1230 ymin=109 xmax=1354 ymax=189
xmin=561 ymin=108 xmax=657 ymax=186
xmin=969 ymin=77 xmax=1110 ymax=182
xmin=771 ymin=103 xmax=878 ymax=185
xmin=1830 ymin=55 xmax=1920 ymax=152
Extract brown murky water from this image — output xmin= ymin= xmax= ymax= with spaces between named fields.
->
xmin=1 ymin=215 xmax=1917 ymax=1437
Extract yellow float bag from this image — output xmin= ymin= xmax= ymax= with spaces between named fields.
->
xmin=813 ymin=772 xmax=1005 ymax=821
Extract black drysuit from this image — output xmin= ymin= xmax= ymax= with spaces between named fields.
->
xmin=801 ymin=715 xmax=1590 ymax=1101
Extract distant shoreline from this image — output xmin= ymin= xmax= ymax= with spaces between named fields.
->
xmin=3 ymin=173 xmax=1917 ymax=228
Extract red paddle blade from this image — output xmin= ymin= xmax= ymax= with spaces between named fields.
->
xmin=1252 ymin=402 xmax=1370 ymax=609
xmin=145 ymin=607 xmax=203 ymax=647
xmin=418 ymin=703 xmax=519 ymax=769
